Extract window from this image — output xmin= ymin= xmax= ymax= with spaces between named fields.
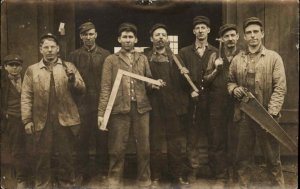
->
xmin=113 ymin=35 xmax=179 ymax=54
xmin=168 ymin=35 xmax=178 ymax=54
xmin=114 ymin=47 xmax=148 ymax=53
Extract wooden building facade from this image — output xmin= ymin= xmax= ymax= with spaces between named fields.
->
xmin=1 ymin=0 xmax=298 ymax=155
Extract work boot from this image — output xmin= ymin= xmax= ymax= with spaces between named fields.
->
xmin=211 ymin=179 xmax=227 ymax=189
xmin=188 ymin=169 xmax=197 ymax=183
xmin=16 ymin=180 xmax=27 ymax=189
xmin=172 ymin=177 xmax=190 ymax=189
xmin=151 ymin=178 xmax=160 ymax=189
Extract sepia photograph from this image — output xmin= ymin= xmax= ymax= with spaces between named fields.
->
xmin=1 ymin=0 xmax=298 ymax=188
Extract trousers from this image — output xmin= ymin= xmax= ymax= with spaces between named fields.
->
xmin=107 ymin=102 xmax=151 ymax=187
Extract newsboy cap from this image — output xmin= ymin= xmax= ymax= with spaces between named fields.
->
xmin=3 ymin=54 xmax=23 ymax=65
xmin=118 ymin=22 xmax=137 ymax=36
xmin=40 ymin=33 xmax=58 ymax=44
xmin=243 ymin=17 xmax=263 ymax=30
xmin=219 ymin=24 xmax=238 ymax=37
xmin=79 ymin=22 xmax=96 ymax=34
xmin=193 ymin=16 xmax=210 ymax=27
xmin=149 ymin=23 xmax=168 ymax=36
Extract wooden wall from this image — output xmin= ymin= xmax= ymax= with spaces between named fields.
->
xmin=1 ymin=0 xmax=298 ymax=155
xmin=0 ymin=1 xmax=75 ymax=71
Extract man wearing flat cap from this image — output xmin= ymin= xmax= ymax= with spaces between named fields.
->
xmin=179 ymin=16 xmax=218 ymax=183
xmin=1 ymin=54 xmax=27 ymax=188
xmin=228 ymin=17 xmax=286 ymax=188
xmin=203 ymin=23 xmax=241 ymax=187
xmin=98 ymin=22 xmax=163 ymax=189
xmin=144 ymin=23 xmax=190 ymax=188
xmin=22 ymin=33 xmax=86 ymax=188
xmin=68 ymin=21 xmax=111 ymax=184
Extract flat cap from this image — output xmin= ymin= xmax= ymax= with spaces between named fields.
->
xmin=40 ymin=33 xmax=58 ymax=44
xmin=118 ymin=22 xmax=137 ymax=36
xmin=243 ymin=17 xmax=263 ymax=30
xmin=219 ymin=24 xmax=238 ymax=37
xmin=79 ymin=22 xmax=95 ymax=34
xmin=149 ymin=23 xmax=168 ymax=36
xmin=3 ymin=54 xmax=23 ymax=65
xmin=193 ymin=16 xmax=210 ymax=27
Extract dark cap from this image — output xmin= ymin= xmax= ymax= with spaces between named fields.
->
xmin=118 ymin=22 xmax=137 ymax=36
xmin=193 ymin=16 xmax=210 ymax=27
xmin=149 ymin=23 xmax=168 ymax=36
xmin=40 ymin=33 xmax=58 ymax=44
xmin=243 ymin=17 xmax=263 ymax=30
xmin=79 ymin=22 xmax=95 ymax=34
xmin=219 ymin=24 xmax=238 ymax=37
xmin=3 ymin=54 xmax=23 ymax=65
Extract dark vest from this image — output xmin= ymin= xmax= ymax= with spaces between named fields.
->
xmin=144 ymin=48 xmax=189 ymax=115
xmin=6 ymin=81 xmax=21 ymax=117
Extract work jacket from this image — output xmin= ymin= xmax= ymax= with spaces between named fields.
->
xmin=228 ymin=46 xmax=287 ymax=121
xmin=69 ymin=45 xmax=110 ymax=114
xmin=179 ymin=43 xmax=218 ymax=95
xmin=98 ymin=50 xmax=152 ymax=117
xmin=21 ymin=58 xmax=86 ymax=131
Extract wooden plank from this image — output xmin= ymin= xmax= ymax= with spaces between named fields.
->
xmin=53 ymin=2 xmax=75 ymax=60
xmin=37 ymin=2 xmax=54 ymax=61
xmin=222 ymin=0 xmax=237 ymax=25
xmin=264 ymin=1 xmax=280 ymax=52
xmin=279 ymin=1 xmax=299 ymax=109
xmin=280 ymin=109 xmax=298 ymax=124
xmin=7 ymin=2 xmax=39 ymax=70
xmin=1 ymin=1 xmax=8 ymax=65
xmin=236 ymin=0 xmax=265 ymax=48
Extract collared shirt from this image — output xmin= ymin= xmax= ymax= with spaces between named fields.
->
xmin=120 ymin=48 xmax=137 ymax=101
xmin=245 ymin=45 xmax=264 ymax=95
xmin=150 ymin=49 xmax=169 ymax=63
xmin=8 ymin=74 xmax=22 ymax=93
xmin=195 ymin=41 xmax=208 ymax=57
xmin=42 ymin=58 xmax=59 ymax=72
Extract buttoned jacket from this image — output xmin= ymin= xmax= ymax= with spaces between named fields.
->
xmin=228 ymin=46 xmax=286 ymax=121
xmin=21 ymin=58 xmax=86 ymax=131
xmin=69 ymin=45 xmax=110 ymax=114
xmin=98 ymin=50 xmax=152 ymax=117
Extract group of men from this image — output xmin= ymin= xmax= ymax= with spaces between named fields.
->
xmin=1 ymin=15 xmax=287 ymax=189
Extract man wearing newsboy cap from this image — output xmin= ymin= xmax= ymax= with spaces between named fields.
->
xmin=69 ymin=21 xmax=111 ymax=185
xmin=228 ymin=17 xmax=286 ymax=188
xmin=1 ymin=54 xmax=27 ymax=188
xmin=144 ymin=23 xmax=190 ymax=188
xmin=179 ymin=16 xmax=218 ymax=183
xmin=22 ymin=33 xmax=86 ymax=188
xmin=203 ymin=23 xmax=241 ymax=187
xmin=98 ymin=23 xmax=163 ymax=189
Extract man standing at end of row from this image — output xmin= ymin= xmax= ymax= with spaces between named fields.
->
xmin=1 ymin=54 xmax=26 ymax=189
xmin=69 ymin=21 xmax=111 ymax=184
xmin=228 ymin=17 xmax=287 ymax=189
